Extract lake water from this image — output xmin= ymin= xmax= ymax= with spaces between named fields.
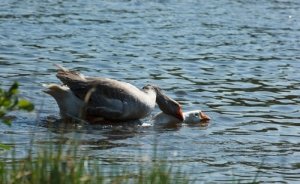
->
xmin=1 ymin=0 xmax=300 ymax=183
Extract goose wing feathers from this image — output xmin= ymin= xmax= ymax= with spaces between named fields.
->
xmin=56 ymin=70 xmax=140 ymax=107
xmin=55 ymin=70 xmax=154 ymax=120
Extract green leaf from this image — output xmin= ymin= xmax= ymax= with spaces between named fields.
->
xmin=8 ymin=82 xmax=19 ymax=95
xmin=18 ymin=99 xmax=34 ymax=111
xmin=0 ymin=143 xmax=11 ymax=150
xmin=2 ymin=98 xmax=12 ymax=108
xmin=0 ymin=82 xmax=35 ymax=126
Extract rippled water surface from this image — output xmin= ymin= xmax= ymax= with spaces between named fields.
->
xmin=1 ymin=0 xmax=300 ymax=183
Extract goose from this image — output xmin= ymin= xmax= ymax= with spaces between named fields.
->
xmin=153 ymin=110 xmax=210 ymax=124
xmin=43 ymin=65 xmax=184 ymax=123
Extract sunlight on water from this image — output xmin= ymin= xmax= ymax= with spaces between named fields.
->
xmin=0 ymin=0 xmax=300 ymax=183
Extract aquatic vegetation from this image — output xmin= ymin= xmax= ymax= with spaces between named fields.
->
xmin=0 ymin=82 xmax=34 ymax=150
xmin=0 ymin=82 xmax=34 ymax=125
xmin=0 ymin=144 xmax=189 ymax=184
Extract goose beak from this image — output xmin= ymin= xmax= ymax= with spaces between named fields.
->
xmin=199 ymin=112 xmax=210 ymax=120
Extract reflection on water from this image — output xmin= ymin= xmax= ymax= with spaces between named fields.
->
xmin=1 ymin=0 xmax=300 ymax=183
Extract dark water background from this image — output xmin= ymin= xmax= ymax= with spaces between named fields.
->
xmin=0 ymin=0 xmax=300 ymax=183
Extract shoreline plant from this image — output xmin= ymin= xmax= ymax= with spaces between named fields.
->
xmin=0 ymin=82 xmax=34 ymax=150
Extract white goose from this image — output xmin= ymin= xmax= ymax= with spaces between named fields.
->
xmin=43 ymin=65 xmax=184 ymax=123
xmin=153 ymin=110 xmax=210 ymax=124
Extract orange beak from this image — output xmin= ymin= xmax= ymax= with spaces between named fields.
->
xmin=199 ymin=112 xmax=210 ymax=120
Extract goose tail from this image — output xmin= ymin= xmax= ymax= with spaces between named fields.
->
xmin=54 ymin=63 xmax=68 ymax=72
xmin=55 ymin=64 xmax=86 ymax=84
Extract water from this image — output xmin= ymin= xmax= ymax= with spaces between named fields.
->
xmin=1 ymin=0 xmax=300 ymax=183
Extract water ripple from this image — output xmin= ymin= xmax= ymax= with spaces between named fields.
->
xmin=1 ymin=0 xmax=300 ymax=182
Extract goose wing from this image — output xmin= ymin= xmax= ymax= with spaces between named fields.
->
xmin=56 ymin=70 xmax=146 ymax=119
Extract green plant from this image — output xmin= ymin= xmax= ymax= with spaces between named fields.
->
xmin=0 ymin=143 xmax=189 ymax=184
xmin=0 ymin=82 xmax=34 ymax=150
xmin=0 ymin=81 xmax=34 ymax=125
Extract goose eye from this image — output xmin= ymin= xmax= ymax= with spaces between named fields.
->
xmin=194 ymin=113 xmax=198 ymax=117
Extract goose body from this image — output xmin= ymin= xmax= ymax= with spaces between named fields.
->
xmin=44 ymin=66 xmax=183 ymax=122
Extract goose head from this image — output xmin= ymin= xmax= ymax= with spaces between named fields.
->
xmin=153 ymin=110 xmax=210 ymax=125
xmin=144 ymin=85 xmax=184 ymax=120
xmin=183 ymin=110 xmax=210 ymax=123
xmin=158 ymin=97 xmax=184 ymax=121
